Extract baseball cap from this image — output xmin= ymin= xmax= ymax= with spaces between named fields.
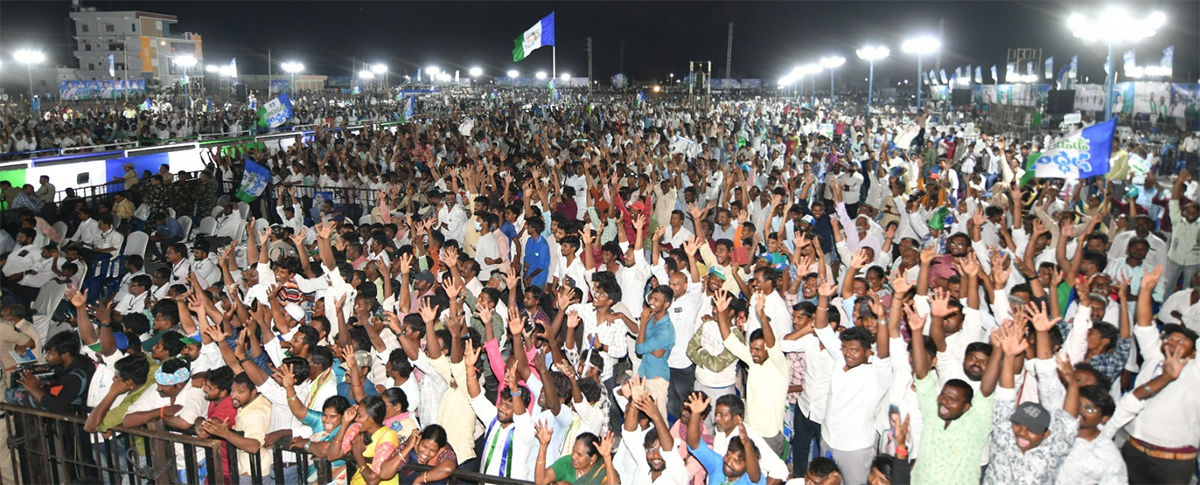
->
xmin=707 ymin=266 xmax=728 ymax=281
xmin=800 ymin=215 xmax=815 ymax=225
xmin=628 ymin=200 xmax=646 ymax=212
xmin=1010 ymin=402 xmax=1051 ymax=434
xmin=180 ymin=335 xmax=202 ymax=347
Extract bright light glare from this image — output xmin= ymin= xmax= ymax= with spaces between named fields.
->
xmin=426 ymin=66 xmax=440 ymax=76
xmin=902 ymin=37 xmax=940 ymax=54
xmin=507 ymin=69 xmax=519 ymax=77
xmin=205 ymin=65 xmax=218 ymax=72
xmin=173 ymin=55 xmax=197 ymax=68
xmin=1070 ymin=9 xmax=1164 ymax=43
xmin=469 ymin=67 xmax=483 ymax=77
xmin=219 ymin=65 xmax=235 ymax=76
xmin=371 ymin=63 xmax=387 ymax=74
xmin=856 ymin=46 xmax=890 ymax=61
xmin=14 ymin=50 xmax=45 ymax=64
xmin=561 ymin=73 xmax=571 ymax=81
xmin=652 ymin=85 xmax=661 ymax=93
xmin=535 ymin=71 xmax=547 ymax=80
xmin=359 ymin=70 xmax=374 ymax=80
xmin=281 ymin=62 xmax=304 ymax=73
xmin=820 ymin=56 xmax=846 ymax=69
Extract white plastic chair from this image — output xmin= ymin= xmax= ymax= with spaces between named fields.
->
xmin=237 ymin=202 xmax=250 ymax=221
xmin=211 ymin=206 xmax=224 ymax=218
xmin=168 ymin=207 xmax=176 ymax=219
xmin=52 ymin=221 xmax=68 ymax=242
xmin=124 ymin=231 xmax=149 ymax=259
xmin=216 ymin=194 xmax=230 ymax=209
xmin=254 ymin=218 xmax=270 ymax=239
xmin=178 ymin=216 xmax=193 ymax=240
xmin=197 ymin=217 xmax=217 ymax=237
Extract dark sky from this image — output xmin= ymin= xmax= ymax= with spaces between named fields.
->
xmin=3 ymin=1 xmax=1198 ymax=85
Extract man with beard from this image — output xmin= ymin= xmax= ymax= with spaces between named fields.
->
xmin=684 ymin=393 xmax=765 ymax=485
xmin=622 ymin=391 xmax=688 ymax=484
xmin=200 ymin=372 xmax=274 ymax=483
xmin=906 ymin=288 xmax=1003 ymax=484
xmin=194 ymin=367 xmax=237 ymax=485
xmin=467 ymin=345 xmax=535 ymax=480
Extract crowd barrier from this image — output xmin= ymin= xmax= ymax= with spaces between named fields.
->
xmin=0 ymin=402 xmax=532 ymax=484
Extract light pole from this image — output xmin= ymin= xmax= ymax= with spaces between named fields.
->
xmin=426 ymin=66 xmax=440 ymax=85
xmin=819 ymin=56 xmax=845 ymax=105
xmin=282 ymin=61 xmax=304 ymax=96
xmin=1069 ymin=8 xmax=1164 ymax=120
xmin=469 ymin=67 xmax=483 ymax=89
xmin=173 ymin=55 xmax=196 ymax=117
xmin=856 ymin=46 xmax=889 ymax=117
xmin=903 ymin=36 xmax=940 ymax=111
xmin=14 ymin=49 xmax=45 ymax=114
xmin=371 ymin=63 xmax=388 ymax=93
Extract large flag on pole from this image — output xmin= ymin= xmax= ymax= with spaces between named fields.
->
xmin=513 ymin=13 xmax=555 ymax=62
xmin=1033 ymin=118 xmax=1116 ymax=179
xmin=258 ymin=92 xmax=294 ymax=128
xmin=236 ymin=159 xmax=271 ymax=202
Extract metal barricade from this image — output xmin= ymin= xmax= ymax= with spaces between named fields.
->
xmin=0 ymin=402 xmax=250 ymax=484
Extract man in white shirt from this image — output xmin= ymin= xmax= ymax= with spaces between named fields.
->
xmin=466 ymin=344 xmax=535 ymax=481
xmin=813 ymin=284 xmax=892 ymax=485
xmin=474 ymin=213 xmax=502 ymax=282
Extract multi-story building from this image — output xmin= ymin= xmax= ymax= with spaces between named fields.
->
xmin=70 ymin=8 xmax=204 ymax=86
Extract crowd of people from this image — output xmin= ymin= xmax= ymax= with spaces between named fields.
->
xmin=0 ymin=93 xmax=410 ymax=157
xmin=0 ymin=87 xmax=1198 ymax=485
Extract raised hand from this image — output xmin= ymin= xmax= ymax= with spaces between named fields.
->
xmin=890 ymin=266 xmax=913 ymax=295
xmin=929 ymin=287 xmax=953 ymax=318
xmin=683 ymin=392 xmax=710 ymax=416
xmin=996 ymin=320 xmax=1028 ymax=357
xmin=1024 ymin=301 xmax=1061 ymax=333
xmin=902 ymin=303 xmax=927 ymax=335
xmin=816 ymin=278 xmax=838 ymax=298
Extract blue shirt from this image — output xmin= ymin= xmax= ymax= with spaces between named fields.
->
xmin=500 ymin=222 xmax=518 ymax=243
xmin=156 ymin=217 xmax=183 ymax=240
xmin=689 ymin=441 xmax=766 ymax=485
xmin=523 ymin=235 xmax=551 ymax=287
xmin=635 ymin=314 xmax=674 ymax=380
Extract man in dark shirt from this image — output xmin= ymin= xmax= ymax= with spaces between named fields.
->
xmin=7 ymin=332 xmax=95 ymax=413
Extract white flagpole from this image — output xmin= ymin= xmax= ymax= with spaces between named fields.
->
xmin=553 ymin=46 xmax=557 ymax=80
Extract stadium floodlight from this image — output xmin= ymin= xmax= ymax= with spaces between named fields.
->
xmin=359 ymin=70 xmax=374 ymax=80
xmin=15 ymin=49 xmax=45 ymax=114
xmin=535 ymin=71 xmax=547 ymax=80
xmin=903 ymin=36 xmax=941 ymax=110
xmin=507 ymin=69 xmax=519 ymax=78
xmin=371 ymin=63 xmax=387 ymax=74
xmin=856 ymin=46 xmax=889 ymax=116
xmin=1069 ymin=8 xmax=1164 ymax=119
xmin=469 ymin=67 xmax=483 ymax=77
xmin=820 ymin=56 xmax=845 ymax=104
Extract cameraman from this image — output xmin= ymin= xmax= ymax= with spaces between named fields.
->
xmin=7 ymin=332 xmax=95 ymax=413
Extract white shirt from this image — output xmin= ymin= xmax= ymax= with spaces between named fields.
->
xmin=815 ymin=325 xmax=892 ymax=451
xmin=666 ymin=282 xmax=704 ymax=369
xmin=1159 ymin=289 xmax=1200 ymax=332
xmin=712 ymin=424 xmax=791 ymax=481
xmin=469 ymin=393 xmax=535 ymax=480
xmin=621 ymin=428 xmax=689 ymax=485
xmin=475 ymin=232 xmax=500 ymax=281
xmin=1127 ymin=324 xmax=1200 ymax=447
xmin=746 ymin=291 xmax=792 ymax=346
xmin=3 ymin=244 xmax=41 ymax=276
xmin=786 ymin=333 xmax=834 ymax=423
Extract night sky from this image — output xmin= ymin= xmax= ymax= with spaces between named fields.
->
xmin=3 ymin=1 xmax=1198 ymax=86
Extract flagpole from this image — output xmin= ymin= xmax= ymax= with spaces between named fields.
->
xmin=553 ymin=46 xmax=557 ymax=80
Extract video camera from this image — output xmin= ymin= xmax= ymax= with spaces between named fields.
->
xmin=9 ymin=362 xmax=54 ymax=390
